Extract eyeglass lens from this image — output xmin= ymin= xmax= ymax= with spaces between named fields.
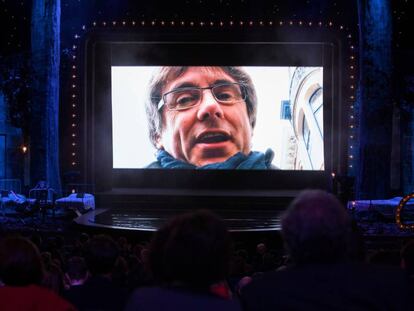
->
xmin=165 ymin=84 xmax=244 ymax=110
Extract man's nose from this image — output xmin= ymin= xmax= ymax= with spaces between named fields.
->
xmin=196 ymin=90 xmax=224 ymax=121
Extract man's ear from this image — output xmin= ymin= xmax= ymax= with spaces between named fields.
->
xmin=155 ymin=134 xmax=163 ymax=149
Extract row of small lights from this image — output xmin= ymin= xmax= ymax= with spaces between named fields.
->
xmin=70 ymin=19 xmax=356 ymax=170
xmin=347 ymin=32 xmax=357 ymax=173
xmin=395 ymin=193 xmax=414 ymax=230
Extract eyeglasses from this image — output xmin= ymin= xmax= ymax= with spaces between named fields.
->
xmin=157 ymin=83 xmax=247 ymax=111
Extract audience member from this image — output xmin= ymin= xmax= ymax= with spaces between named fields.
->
xmin=241 ymin=190 xmax=413 ymax=311
xmin=125 ymin=210 xmax=241 ymax=311
xmin=65 ymin=256 xmax=88 ymax=287
xmin=0 ymin=236 xmax=75 ymax=310
xmin=63 ymin=234 xmax=129 ymax=311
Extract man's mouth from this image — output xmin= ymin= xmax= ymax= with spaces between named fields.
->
xmin=195 ymin=132 xmax=231 ymax=144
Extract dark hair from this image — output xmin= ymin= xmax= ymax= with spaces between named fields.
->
xmin=146 ymin=66 xmax=258 ymax=148
xmin=0 ymin=236 xmax=44 ymax=286
xmin=401 ymin=240 xmax=414 ymax=275
xmin=66 ymin=256 xmax=88 ymax=280
xmin=148 ymin=210 xmax=232 ymax=289
xmin=281 ymin=190 xmax=351 ymax=264
xmin=84 ymin=235 xmax=119 ymax=276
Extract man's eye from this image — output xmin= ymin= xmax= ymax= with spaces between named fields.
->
xmin=175 ymin=92 xmax=199 ymax=107
xmin=215 ymin=92 xmax=234 ymax=101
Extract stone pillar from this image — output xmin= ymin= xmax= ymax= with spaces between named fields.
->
xmin=31 ymin=0 xmax=61 ymax=193
xmin=356 ymin=0 xmax=393 ymax=199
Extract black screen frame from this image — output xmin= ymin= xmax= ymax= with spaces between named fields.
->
xmin=83 ymin=28 xmax=342 ymax=193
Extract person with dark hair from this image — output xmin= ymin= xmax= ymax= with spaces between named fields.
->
xmin=145 ymin=66 xmax=275 ymax=169
xmin=241 ymin=190 xmax=413 ymax=311
xmin=65 ymin=256 xmax=88 ymax=287
xmin=125 ymin=210 xmax=241 ymax=311
xmin=63 ymin=234 xmax=129 ymax=311
xmin=0 ymin=236 xmax=75 ymax=310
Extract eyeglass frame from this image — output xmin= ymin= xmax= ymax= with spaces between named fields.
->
xmin=157 ymin=82 xmax=248 ymax=111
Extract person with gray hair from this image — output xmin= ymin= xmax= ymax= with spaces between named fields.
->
xmin=145 ymin=66 xmax=274 ymax=169
xmin=241 ymin=190 xmax=413 ymax=311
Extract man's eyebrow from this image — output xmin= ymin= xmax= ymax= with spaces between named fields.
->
xmin=170 ymin=79 xmax=235 ymax=91
xmin=212 ymin=79 xmax=234 ymax=86
xmin=170 ymin=82 xmax=197 ymax=90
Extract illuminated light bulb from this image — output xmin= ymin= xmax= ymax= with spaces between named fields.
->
xmin=229 ymin=21 xmax=233 ymax=26
xmin=331 ymin=172 xmax=335 ymax=178
xmin=72 ymin=45 xmax=77 ymax=49
xmin=93 ymin=22 xmax=96 ymax=26
xmin=21 ymin=146 xmax=28 ymax=153
xmin=141 ymin=21 xmax=145 ymax=25
xmin=112 ymin=21 xmax=116 ymax=25
xmin=72 ymin=65 xmax=76 ymax=69
xmin=161 ymin=21 xmax=165 ymax=25
xmin=269 ymin=21 xmax=273 ymax=25
xmin=349 ymin=155 xmax=354 ymax=159
xmin=190 ymin=21 xmax=194 ymax=26
xmin=279 ymin=21 xmax=283 ymax=25
xmin=309 ymin=22 xmax=312 ymax=26
xmin=249 ymin=21 xmax=253 ymax=25
xmin=72 ymin=114 xmax=76 ymax=118
xmin=240 ymin=21 xmax=243 ymax=25
xmin=181 ymin=21 xmax=185 ymax=25
xmin=72 ymin=162 xmax=76 ymax=166
xmin=171 ymin=21 xmax=175 ymax=25
xmin=72 ymin=123 xmax=76 ymax=127
xmin=350 ymin=136 xmax=354 ymax=139
xmin=72 ymin=153 xmax=76 ymax=156
xmin=200 ymin=22 xmax=204 ymax=26
xmin=72 ymin=55 xmax=76 ymax=59
xmin=72 ymin=104 xmax=76 ymax=108
xmin=289 ymin=21 xmax=293 ymax=25
xmin=82 ymin=25 xmax=86 ymax=30
xmin=102 ymin=22 xmax=106 ymax=26
xmin=299 ymin=21 xmax=302 ymax=25
xmin=122 ymin=21 xmax=126 ymax=25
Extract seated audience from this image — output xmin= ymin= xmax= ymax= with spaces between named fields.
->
xmin=241 ymin=190 xmax=413 ymax=311
xmin=63 ymin=234 xmax=129 ymax=311
xmin=65 ymin=256 xmax=88 ymax=287
xmin=125 ymin=210 xmax=241 ymax=311
xmin=0 ymin=236 xmax=75 ymax=310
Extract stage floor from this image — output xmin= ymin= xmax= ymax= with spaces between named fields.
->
xmin=74 ymin=208 xmax=282 ymax=232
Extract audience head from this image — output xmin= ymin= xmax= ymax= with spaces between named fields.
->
xmin=0 ymin=236 xmax=44 ymax=286
xmin=84 ymin=234 xmax=119 ymax=276
xmin=401 ymin=240 xmax=414 ymax=276
xmin=66 ymin=256 xmax=88 ymax=285
xmin=281 ymin=189 xmax=351 ymax=265
xmin=149 ymin=209 xmax=232 ymax=289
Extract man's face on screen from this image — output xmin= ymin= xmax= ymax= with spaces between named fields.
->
xmin=157 ymin=67 xmax=253 ymax=167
